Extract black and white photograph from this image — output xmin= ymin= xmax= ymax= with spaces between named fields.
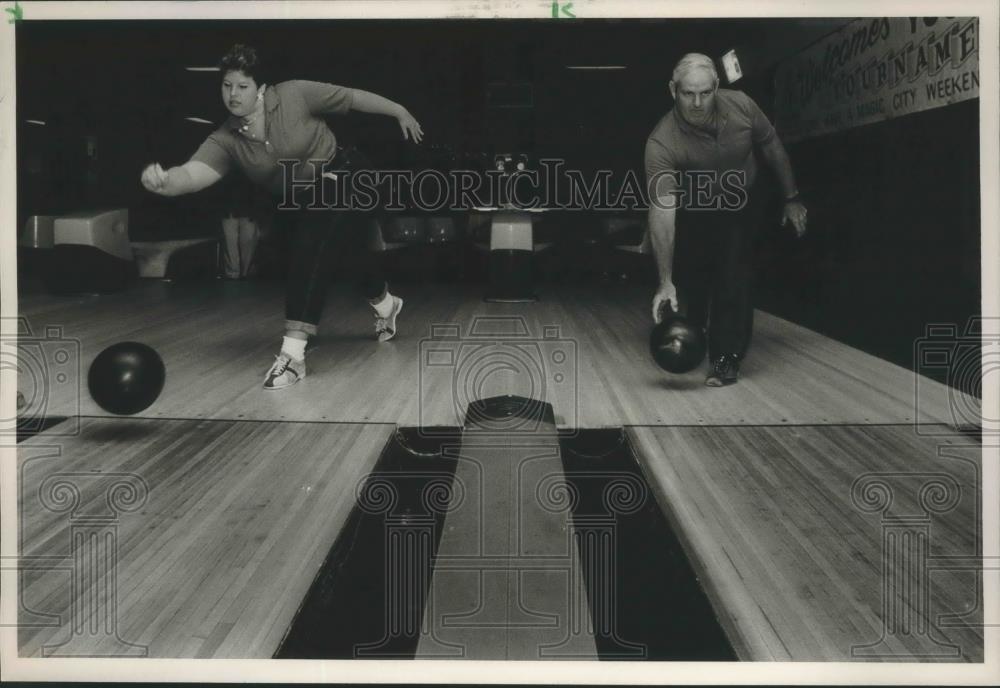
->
xmin=1 ymin=0 xmax=997 ymax=683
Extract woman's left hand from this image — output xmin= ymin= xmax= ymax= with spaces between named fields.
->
xmin=397 ymin=110 xmax=424 ymax=143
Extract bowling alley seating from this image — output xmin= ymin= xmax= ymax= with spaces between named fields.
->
xmin=545 ymin=211 xmax=612 ymax=282
xmin=128 ymin=203 xmax=220 ymax=281
xmin=426 ymin=214 xmax=468 ymax=281
xmin=366 ymin=211 xmax=470 ymax=282
xmin=426 ymin=215 xmax=460 ymax=245
xmin=130 ymin=238 xmax=219 ymax=280
xmin=19 ymin=214 xmax=56 ymax=250
xmin=604 ymin=213 xmax=649 ymax=255
xmin=368 ymin=214 xmax=432 ymax=282
xmin=604 ymin=213 xmax=654 ymax=282
xmin=18 ymin=215 xmax=57 ymax=289
xmin=368 ymin=214 xmax=427 ymax=252
xmin=366 ymin=142 xmax=452 ymax=256
xmin=44 ymin=209 xmax=136 ymax=294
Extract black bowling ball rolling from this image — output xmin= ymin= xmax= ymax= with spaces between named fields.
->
xmin=88 ymin=342 xmax=166 ymax=415
xmin=649 ymin=311 xmax=707 ymax=374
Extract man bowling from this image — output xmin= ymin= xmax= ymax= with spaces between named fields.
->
xmin=645 ymin=53 xmax=808 ymax=386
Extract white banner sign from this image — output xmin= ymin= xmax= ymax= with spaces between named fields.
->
xmin=774 ymin=17 xmax=979 ymax=142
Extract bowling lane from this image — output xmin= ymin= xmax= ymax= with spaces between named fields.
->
xmin=16 ymin=281 xmax=969 ymax=427
xmin=628 ymin=423 xmax=983 ymax=661
xmin=17 ymin=417 xmax=392 ymax=658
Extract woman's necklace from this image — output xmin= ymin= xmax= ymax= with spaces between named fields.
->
xmin=240 ymin=111 xmax=263 ymax=139
xmin=239 ymin=113 xmax=258 ymax=133
xmin=239 ymin=88 xmax=266 ymax=139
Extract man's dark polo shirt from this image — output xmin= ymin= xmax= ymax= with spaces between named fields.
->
xmin=645 ymin=88 xmax=776 ymax=205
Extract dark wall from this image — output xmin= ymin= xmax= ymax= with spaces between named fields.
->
xmin=732 ymin=39 xmax=980 ymax=386
xmin=752 ymin=99 xmax=980 ymax=382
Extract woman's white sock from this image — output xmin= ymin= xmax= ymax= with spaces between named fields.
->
xmin=281 ymin=336 xmax=307 ymax=361
xmin=372 ymin=292 xmax=395 ymax=318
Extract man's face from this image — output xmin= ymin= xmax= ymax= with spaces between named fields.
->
xmin=669 ymin=68 xmax=718 ymax=127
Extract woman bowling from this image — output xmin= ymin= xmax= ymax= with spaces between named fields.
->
xmin=140 ymin=44 xmax=423 ymax=390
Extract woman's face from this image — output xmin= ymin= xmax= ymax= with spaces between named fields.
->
xmin=222 ymin=70 xmax=260 ymax=117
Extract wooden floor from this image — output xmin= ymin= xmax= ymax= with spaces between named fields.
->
xmin=13 ymin=280 xmax=985 ymax=662
xmin=17 ymin=280 xmax=973 ymax=427
xmin=629 ymin=424 xmax=983 ymax=661
xmin=17 ymin=418 xmax=392 ymax=658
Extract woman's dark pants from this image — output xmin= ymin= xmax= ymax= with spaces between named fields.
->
xmin=281 ymin=148 xmax=388 ymax=337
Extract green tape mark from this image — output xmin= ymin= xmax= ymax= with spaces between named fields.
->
xmin=551 ymin=1 xmax=574 ymax=18
xmin=6 ymin=0 xmax=23 ymax=23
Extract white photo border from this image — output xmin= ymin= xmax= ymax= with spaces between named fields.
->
xmin=1 ymin=0 xmax=997 ymax=684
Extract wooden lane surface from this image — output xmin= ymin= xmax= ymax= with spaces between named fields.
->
xmin=17 ymin=281 xmax=970 ymax=426
xmin=628 ymin=423 xmax=983 ymax=661
xmin=17 ymin=417 xmax=392 ymax=658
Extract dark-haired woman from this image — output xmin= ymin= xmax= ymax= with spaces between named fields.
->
xmin=141 ymin=44 xmax=423 ymax=390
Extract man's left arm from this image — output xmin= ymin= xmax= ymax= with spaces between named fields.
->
xmin=759 ymin=136 xmax=807 ymax=237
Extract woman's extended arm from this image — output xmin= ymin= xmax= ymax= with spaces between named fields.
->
xmin=351 ymin=89 xmax=424 ymax=143
xmin=141 ymin=160 xmax=223 ymax=197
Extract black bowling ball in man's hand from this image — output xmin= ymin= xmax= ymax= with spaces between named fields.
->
xmin=649 ymin=308 xmax=707 ymax=374
xmin=87 ymin=342 xmax=165 ymax=415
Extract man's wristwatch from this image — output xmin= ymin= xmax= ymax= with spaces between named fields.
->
xmin=784 ymin=192 xmax=801 ymax=204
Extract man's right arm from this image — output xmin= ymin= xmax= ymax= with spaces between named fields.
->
xmin=645 ymin=136 xmax=681 ymax=321
xmin=648 ymin=188 xmax=677 ymax=286
xmin=647 ymin=193 xmax=680 ymax=322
